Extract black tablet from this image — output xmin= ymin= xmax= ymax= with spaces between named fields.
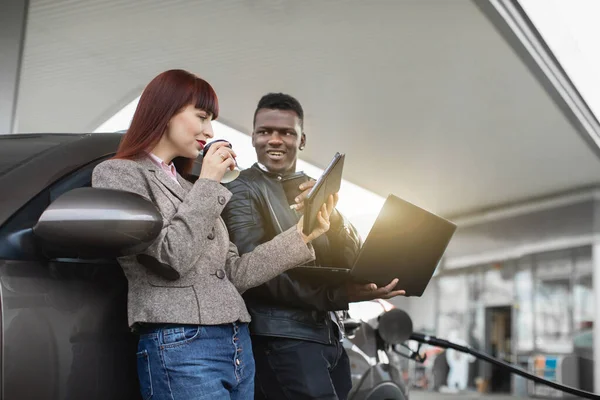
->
xmin=302 ymin=153 xmax=345 ymax=235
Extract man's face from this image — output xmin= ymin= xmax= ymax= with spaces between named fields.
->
xmin=252 ymin=108 xmax=306 ymax=174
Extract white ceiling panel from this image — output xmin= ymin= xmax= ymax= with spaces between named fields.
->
xmin=17 ymin=0 xmax=600 ymax=216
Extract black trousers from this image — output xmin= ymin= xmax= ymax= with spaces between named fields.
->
xmin=252 ymin=332 xmax=352 ymax=400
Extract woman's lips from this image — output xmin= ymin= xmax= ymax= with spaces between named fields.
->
xmin=197 ymin=140 xmax=206 ymax=150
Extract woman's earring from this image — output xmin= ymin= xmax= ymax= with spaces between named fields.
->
xmin=299 ymin=145 xmax=305 ymax=151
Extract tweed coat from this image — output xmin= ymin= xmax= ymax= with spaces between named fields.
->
xmin=92 ymin=157 xmax=315 ymax=328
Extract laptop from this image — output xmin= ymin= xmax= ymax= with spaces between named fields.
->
xmin=291 ymin=194 xmax=457 ymax=297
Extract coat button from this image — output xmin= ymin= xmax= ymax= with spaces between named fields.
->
xmin=218 ymin=196 xmax=226 ymax=205
xmin=216 ymin=269 xmax=226 ymax=279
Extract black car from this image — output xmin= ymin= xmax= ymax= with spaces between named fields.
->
xmin=0 ymin=132 xmax=164 ymax=400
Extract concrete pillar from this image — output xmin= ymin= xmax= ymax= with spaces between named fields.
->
xmin=0 ymin=0 xmax=28 ymax=134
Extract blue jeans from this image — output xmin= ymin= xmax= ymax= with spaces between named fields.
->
xmin=136 ymin=322 xmax=255 ymax=400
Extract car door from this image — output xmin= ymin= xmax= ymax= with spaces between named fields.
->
xmin=0 ymin=159 xmax=141 ymax=400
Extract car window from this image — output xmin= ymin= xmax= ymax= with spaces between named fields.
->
xmin=49 ymin=163 xmax=98 ymax=202
xmin=0 ymin=134 xmax=77 ymax=178
xmin=0 ymin=156 xmax=112 ymax=260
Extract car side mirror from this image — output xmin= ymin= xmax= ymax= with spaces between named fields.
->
xmin=33 ymin=187 xmax=162 ymax=259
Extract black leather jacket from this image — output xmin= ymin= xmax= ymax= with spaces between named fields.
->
xmin=222 ymin=164 xmax=362 ymax=344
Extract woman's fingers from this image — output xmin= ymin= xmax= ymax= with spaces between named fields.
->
xmin=320 ymin=203 xmax=331 ymax=229
xmin=216 ymin=147 xmax=235 ymax=161
xmin=326 ymin=194 xmax=335 ymax=215
xmin=205 ymin=142 xmax=236 ymax=166
xmin=322 ymin=203 xmax=330 ymax=221
xmin=300 ymin=204 xmax=333 ymax=243
xmin=316 ymin=210 xmax=330 ymax=233
xmin=225 ymin=157 xmax=236 ymax=170
xmin=205 ymin=141 xmax=230 ymax=156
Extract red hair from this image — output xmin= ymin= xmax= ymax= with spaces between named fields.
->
xmin=114 ymin=69 xmax=219 ymax=174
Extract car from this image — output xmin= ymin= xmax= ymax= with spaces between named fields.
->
xmin=0 ymin=132 xmax=162 ymax=399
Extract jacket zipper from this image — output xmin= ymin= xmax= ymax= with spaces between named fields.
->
xmin=263 ymin=185 xmax=284 ymax=234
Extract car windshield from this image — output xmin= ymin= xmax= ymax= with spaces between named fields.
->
xmin=0 ymin=134 xmax=77 ymax=178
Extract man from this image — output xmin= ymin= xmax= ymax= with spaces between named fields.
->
xmin=222 ymin=93 xmax=405 ymax=400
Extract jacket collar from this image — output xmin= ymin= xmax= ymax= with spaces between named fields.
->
xmin=252 ymin=163 xmax=299 ymax=179
xmin=137 ymin=156 xmax=188 ymax=201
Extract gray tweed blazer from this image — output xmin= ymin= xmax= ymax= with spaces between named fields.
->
xmin=92 ymin=157 xmax=315 ymax=327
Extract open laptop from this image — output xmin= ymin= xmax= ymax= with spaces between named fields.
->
xmin=291 ymin=194 xmax=457 ymax=297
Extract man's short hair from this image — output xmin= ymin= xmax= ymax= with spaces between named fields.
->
xmin=253 ymin=93 xmax=304 ymax=129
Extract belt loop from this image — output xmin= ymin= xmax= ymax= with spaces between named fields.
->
xmin=157 ymin=326 xmax=164 ymax=345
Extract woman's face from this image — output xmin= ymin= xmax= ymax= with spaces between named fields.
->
xmin=164 ymin=104 xmax=214 ymax=159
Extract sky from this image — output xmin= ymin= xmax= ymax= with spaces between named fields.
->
xmin=520 ymin=0 xmax=600 ymax=118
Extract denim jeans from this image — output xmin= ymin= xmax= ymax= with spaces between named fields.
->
xmin=136 ymin=322 xmax=254 ymax=400
xmin=252 ymin=334 xmax=352 ymax=400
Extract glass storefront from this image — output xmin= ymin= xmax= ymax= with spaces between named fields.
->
xmin=437 ymin=274 xmax=469 ymax=340
xmin=434 ymin=246 xmax=594 ymax=392
xmin=535 ymin=250 xmax=573 ymax=353
xmin=515 ymin=258 xmax=534 ymax=353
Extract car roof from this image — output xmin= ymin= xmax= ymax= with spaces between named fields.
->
xmin=0 ymin=133 xmax=122 ymax=226
xmin=0 ymin=134 xmax=80 ymax=179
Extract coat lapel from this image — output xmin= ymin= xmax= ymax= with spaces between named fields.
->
xmin=137 ymin=157 xmax=189 ymax=201
xmin=177 ymin=174 xmax=193 ymax=191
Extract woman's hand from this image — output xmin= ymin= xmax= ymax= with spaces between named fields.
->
xmin=296 ymin=194 xmax=336 ymax=243
xmin=198 ymin=141 xmax=237 ymax=182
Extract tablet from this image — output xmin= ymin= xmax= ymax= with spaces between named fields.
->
xmin=302 ymin=152 xmax=345 ymax=235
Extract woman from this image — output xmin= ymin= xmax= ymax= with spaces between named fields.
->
xmin=92 ymin=69 xmax=336 ymax=400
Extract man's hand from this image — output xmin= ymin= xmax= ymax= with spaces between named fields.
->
xmin=346 ymin=279 xmax=406 ymax=302
xmin=293 ymin=180 xmax=342 ymax=227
